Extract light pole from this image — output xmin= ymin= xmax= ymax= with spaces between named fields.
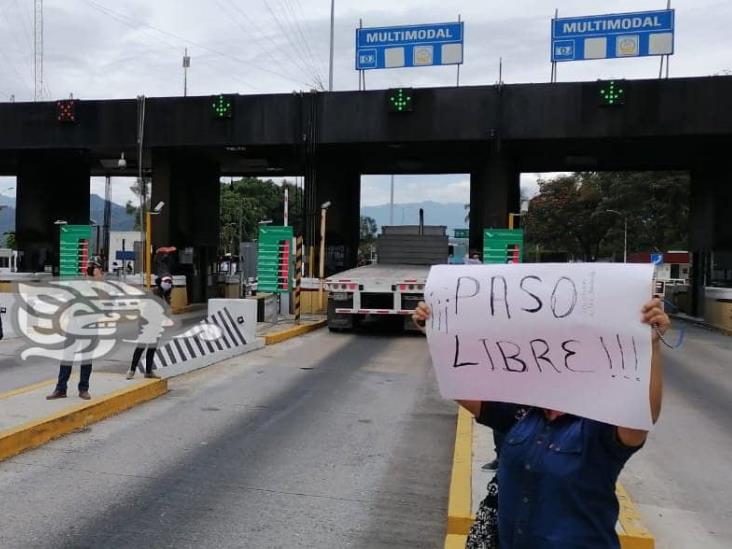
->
xmin=328 ymin=0 xmax=335 ymax=91
xmin=604 ymin=209 xmax=627 ymax=263
xmin=90 ymin=218 xmax=100 ymax=258
xmin=318 ymin=201 xmax=331 ymax=310
xmin=389 ymin=175 xmax=394 ymax=225
xmin=183 ymin=48 xmax=190 ymax=96
xmin=223 ymin=222 xmax=237 ymax=272
xmin=146 ymin=201 xmax=165 ymax=289
xmin=54 ymin=220 xmax=68 ymax=276
xmin=507 ymin=200 xmax=531 ymax=229
xmin=506 ymin=200 xmax=530 ymax=262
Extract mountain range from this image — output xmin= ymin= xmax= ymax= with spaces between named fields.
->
xmin=0 ymin=196 xmax=465 ymax=244
xmin=360 ymin=201 xmax=467 ymax=233
xmin=0 ymin=195 xmax=135 ymax=242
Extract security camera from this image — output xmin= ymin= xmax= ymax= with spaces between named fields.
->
xmin=117 ymin=153 xmax=127 ymax=169
xmin=321 ymin=201 xmax=331 ymax=209
xmin=153 ymin=201 xmax=165 ymax=213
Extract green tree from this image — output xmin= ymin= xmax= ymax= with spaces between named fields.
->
xmin=526 ymin=173 xmax=610 ymax=261
xmin=592 ymin=171 xmax=689 ymax=254
xmin=218 ymin=177 xmax=304 ymax=254
xmin=4 ymin=231 xmax=16 ymax=249
xmin=358 ymin=216 xmax=378 ymax=264
xmin=360 ymin=216 xmax=378 ymax=242
xmin=125 ymin=178 xmax=150 ymax=231
xmin=525 ymin=172 xmax=689 ymax=261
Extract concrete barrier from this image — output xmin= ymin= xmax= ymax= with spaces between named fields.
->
xmin=151 ymin=302 xmax=264 ymax=378
xmin=0 ymin=376 xmax=167 ymax=463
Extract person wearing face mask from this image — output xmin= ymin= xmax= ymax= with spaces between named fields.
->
xmin=157 ymin=274 xmax=174 ymax=301
xmin=126 ymin=274 xmax=172 ymax=380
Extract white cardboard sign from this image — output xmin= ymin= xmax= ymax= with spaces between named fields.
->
xmin=425 ymin=263 xmax=655 ymax=430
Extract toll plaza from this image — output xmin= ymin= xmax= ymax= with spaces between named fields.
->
xmin=0 ymin=5 xmax=731 ymax=546
xmin=0 ymin=76 xmax=731 ymax=319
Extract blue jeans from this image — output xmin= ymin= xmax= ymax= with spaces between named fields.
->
xmin=55 ymin=363 xmax=92 ymax=393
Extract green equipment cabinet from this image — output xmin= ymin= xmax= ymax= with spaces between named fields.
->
xmin=257 ymin=225 xmax=294 ymax=294
xmin=59 ymin=224 xmax=92 ymax=277
xmin=483 ymin=228 xmax=524 ymax=264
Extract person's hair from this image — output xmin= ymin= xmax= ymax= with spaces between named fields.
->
xmin=86 ymin=261 xmax=101 ymax=277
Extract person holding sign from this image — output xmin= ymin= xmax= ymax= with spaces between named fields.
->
xmin=412 ymin=295 xmax=669 ymax=549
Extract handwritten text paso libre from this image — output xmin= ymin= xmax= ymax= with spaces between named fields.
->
xmin=432 ymin=274 xmax=641 ymax=382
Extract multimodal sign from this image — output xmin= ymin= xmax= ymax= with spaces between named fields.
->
xmin=356 ymin=22 xmax=464 ymax=70
xmin=552 ymin=9 xmax=674 ymax=62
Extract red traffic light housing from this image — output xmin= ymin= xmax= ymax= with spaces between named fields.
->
xmin=56 ymin=99 xmax=77 ymax=123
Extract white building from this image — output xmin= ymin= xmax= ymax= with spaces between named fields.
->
xmin=0 ymin=248 xmax=18 ymax=273
xmin=108 ymin=230 xmax=142 ymax=273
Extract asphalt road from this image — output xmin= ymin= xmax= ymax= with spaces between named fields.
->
xmin=624 ymin=321 xmax=732 ymax=548
xmin=0 ymin=329 xmax=455 ymax=548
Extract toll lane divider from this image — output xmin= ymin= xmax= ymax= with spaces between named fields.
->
xmin=617 ymin=483 xmax=656 ymax=548
xmin=444 ymin=406 xmax=655 ymax=548
xmin=446 ymin=406 xmax=474 ymax=538
xmin=0 ymin=378 xmax=167 ymax=463
xmin=0 ymin=318 xmax=326 ymax=464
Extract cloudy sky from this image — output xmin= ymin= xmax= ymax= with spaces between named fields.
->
xmin=1 ymin=0 xmax=730 ymax=206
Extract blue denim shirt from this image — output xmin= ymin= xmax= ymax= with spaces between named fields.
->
xmin=478 ymin=403 xmax=642 ymax=549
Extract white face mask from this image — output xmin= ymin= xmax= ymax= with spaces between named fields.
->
xmin=161 ymin=281 xmax=172 ymax=292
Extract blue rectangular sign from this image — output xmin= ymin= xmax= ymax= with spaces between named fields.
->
xmin=116 ymin=251 xmax=135 ymax=261
xmin=551 ymin=9 xmax=674 ymax=62
xmin=356 ymin=22 xmax=464 ymax=70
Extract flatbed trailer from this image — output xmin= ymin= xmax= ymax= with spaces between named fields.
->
xmin=325 ymin=263 xmax=429 ymax=331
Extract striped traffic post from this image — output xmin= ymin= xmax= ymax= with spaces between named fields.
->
xmin=295 ymin=236 xmax=303 ymax=323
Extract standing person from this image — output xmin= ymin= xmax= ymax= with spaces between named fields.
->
xmin=466 ymin=250 xmax=482 ymax=264
xmin=412 ymin=298 xmax=669 ymax=548
xmin=46 ymin=259 xmax=105 ymax=400
xmin=126 ymin=274 xmax=172 ymax=380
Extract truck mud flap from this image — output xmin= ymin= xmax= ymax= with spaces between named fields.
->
xmin=327 ymin=297 xmax=354 ymax=331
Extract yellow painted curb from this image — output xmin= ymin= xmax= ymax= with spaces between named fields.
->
xmin=0 ymin=378 xmax=168 ymax=463
xmin=446 ymin=406 xmax=475 ymax=536
xmin=444 ymin=534 xmax=468 ymax=549
xmin=264 ymin=320 xmax=327 ymax=345
xmin=618 ymin=482 xmax=655 ymax=549
xmin=443 ymin=409 xmax=655 ymax=548
xmin=0 ymin=379 xmax=56 ymax=400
